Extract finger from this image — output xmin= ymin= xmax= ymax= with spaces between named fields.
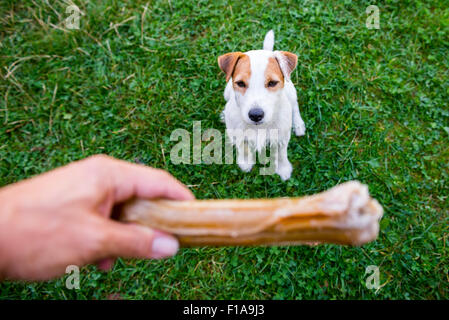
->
xmin=102 ymin=221 xmax=179 ymax=260
xmin=102 ymin=156 xmax=195 ymax=202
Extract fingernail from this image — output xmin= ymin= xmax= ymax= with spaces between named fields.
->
xmin=151 ymin=236 xmax=179 ymax=258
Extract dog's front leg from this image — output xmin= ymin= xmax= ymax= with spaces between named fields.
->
xmin=236 ymin=140 xmax=255 ymax=172
xmin=275 ymin=142 xmax=293 ymax=181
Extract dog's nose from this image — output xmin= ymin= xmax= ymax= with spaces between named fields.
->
xmin=248 ymin=108 xmax=264 ymax=123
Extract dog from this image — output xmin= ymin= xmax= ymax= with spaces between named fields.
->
xmin=218 ymin=30 xmax=306 ymax=181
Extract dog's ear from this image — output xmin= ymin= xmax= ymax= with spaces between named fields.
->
xmin=218 ymin=52 xmax=245 ymax=82
xmin=274 ymin=51 xmax=298 ymax=79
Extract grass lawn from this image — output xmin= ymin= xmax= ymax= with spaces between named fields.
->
xmin=0 ymin=0 xmax=448 ymax=299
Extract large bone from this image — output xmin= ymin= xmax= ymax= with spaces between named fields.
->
xmin=118 ymin=181 xmax=383 ymax=246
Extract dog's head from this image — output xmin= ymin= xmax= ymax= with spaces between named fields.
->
xmin=218 ymin=50 xmax=297 ymax=125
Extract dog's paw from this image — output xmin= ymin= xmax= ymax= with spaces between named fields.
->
xmin=294 ymin=121 xmax=306 ymax=137
xmin=276 ymin=162 xmax=293 ymax=181
xmin=238 ymin=162 xmax=254 ymax=173
xmin=293 ymin=119 xmax=306 ymax=137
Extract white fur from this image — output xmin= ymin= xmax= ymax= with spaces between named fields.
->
xmin=221 ymin=31 xmax=306 ymax=181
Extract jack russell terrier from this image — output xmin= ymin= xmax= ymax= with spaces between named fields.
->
xmin=218 ymin=30 xmax=306 ymax=181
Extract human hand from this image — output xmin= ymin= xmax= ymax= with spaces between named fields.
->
xmin=0 ymin=155 xmax=194 ymax=281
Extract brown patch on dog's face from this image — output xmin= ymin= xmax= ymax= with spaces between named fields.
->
xmin=231 ymin=54 xmax=251 ymax=95
xmin=265 ymin=57 xmax=284 ymax=91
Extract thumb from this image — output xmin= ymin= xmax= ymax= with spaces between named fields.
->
xmin=103 ymin=221 xmax=179 ymax=259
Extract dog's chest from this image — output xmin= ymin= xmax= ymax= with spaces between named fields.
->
xmin=225 ymin=101 xmax=292 ymax=151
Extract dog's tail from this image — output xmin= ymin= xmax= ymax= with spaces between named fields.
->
xmin=263 ymin=30 xmax=274 ymax=51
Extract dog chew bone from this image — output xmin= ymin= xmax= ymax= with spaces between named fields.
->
xmin=118 ymin=181 xmax=383 ymax=246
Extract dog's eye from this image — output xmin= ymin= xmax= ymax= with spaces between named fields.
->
xmin=268 ymin=80 xmax=279 ymax=88
xmin=236 ymin=81 xmax=246 ymax=88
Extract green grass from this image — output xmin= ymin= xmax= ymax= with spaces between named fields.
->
xmin=0 ymin=0 xmax=448 ymax=299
